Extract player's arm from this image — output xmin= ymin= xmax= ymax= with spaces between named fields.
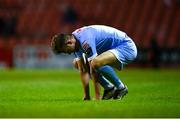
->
xmin=82 ymin=53 xmax=101 ymax=100
xmin=90 ymin=64 xmax=101 ymax=100
xmin=81 ymin=52 xmax=101 ymax=100
xmin=73 ymin=57 xmax=101 ymax=100
xmin=85 ymin=39 xmax=101 ymax=100
xmin=75 ymin=33 xmax=101 ymax=100
xmin=73 ymin=58 xmax=90 ymax=100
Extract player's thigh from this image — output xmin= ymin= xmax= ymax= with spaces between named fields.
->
xmin=91 ymin=51 xmax=119 ymax=68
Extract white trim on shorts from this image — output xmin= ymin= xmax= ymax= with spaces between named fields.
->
xmin=108 ymin=49 xmax=124 ymax=70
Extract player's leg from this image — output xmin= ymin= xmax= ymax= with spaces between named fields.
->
xmin=90 ymin=40 xmax=137 ymax=100
xmin=90 ymin=39 xmax=137 ymax=70
xmin=98 ymin=65 xmax=125 ymax=89
xmin=90 ymin=51 xmax=125 ymax=89
xmin=90 ymin=51 xmax=128 ymax=100
xmin=73 ymin=58 xmax=114 ymax=100
xmin=90 ymin=51 xmax=121 ymax=70
xmin=91 ymin=72 xmax=101 ymax=100
xmin=92 ymin=70 xmax=115 ymax=100
xmin=81 ymin=54 xmax=116 ymax=100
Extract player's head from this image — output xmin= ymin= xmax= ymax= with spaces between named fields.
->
xmin=51 ymin=33 xmax=76 ymax=54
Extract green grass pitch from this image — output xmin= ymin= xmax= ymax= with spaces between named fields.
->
xmin=0 ymin=68 xmax=180 ymax=118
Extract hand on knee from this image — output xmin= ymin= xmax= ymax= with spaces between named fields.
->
xmin=72 ymin=59 xmax=78 ymax=69
xmin=90 ymin=58 xmax=101 ymax=69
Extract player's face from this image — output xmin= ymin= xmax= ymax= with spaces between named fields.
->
xmin=62 ymin=36 xmax=76 ymax=54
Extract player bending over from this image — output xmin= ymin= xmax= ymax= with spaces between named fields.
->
xmin=51 ymin=25 xmax=137 ymax=100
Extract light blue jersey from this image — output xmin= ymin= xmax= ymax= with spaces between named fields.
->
xmin=72 ymin=25 xmax=137 ymax=67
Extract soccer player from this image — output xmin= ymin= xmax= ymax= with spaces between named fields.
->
xmin=51 ymin=25 xmax=137 ymax=100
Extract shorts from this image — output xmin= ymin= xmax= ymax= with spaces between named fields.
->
xmin=109 ymin=38 xmax=137 ymax=70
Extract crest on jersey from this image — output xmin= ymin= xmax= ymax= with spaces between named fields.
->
xmin=82 ymin=40 xmax=92 ymax=56
xmin=82 ymin=41 xmax=89 ymax=50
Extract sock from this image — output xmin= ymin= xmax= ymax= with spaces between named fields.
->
xmin=96 ymin=73 xmax=114 ymax=90
xmin=97 ymin=65 xmax=125 ymax=90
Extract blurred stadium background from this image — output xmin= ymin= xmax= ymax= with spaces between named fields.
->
xmin=0 ymin=0 xmax=179 ymax=69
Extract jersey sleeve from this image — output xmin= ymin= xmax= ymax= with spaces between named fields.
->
xmin=81 ymin=31 xmax=97 ymax=61
xmin=86 ymin=39 xmax=97 ymax=61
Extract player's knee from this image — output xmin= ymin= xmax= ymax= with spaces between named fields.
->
xmin=72 ymin=59 xmax=78 ymax=69
xmin=90 ymin=58 xmax=102 ymax=69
